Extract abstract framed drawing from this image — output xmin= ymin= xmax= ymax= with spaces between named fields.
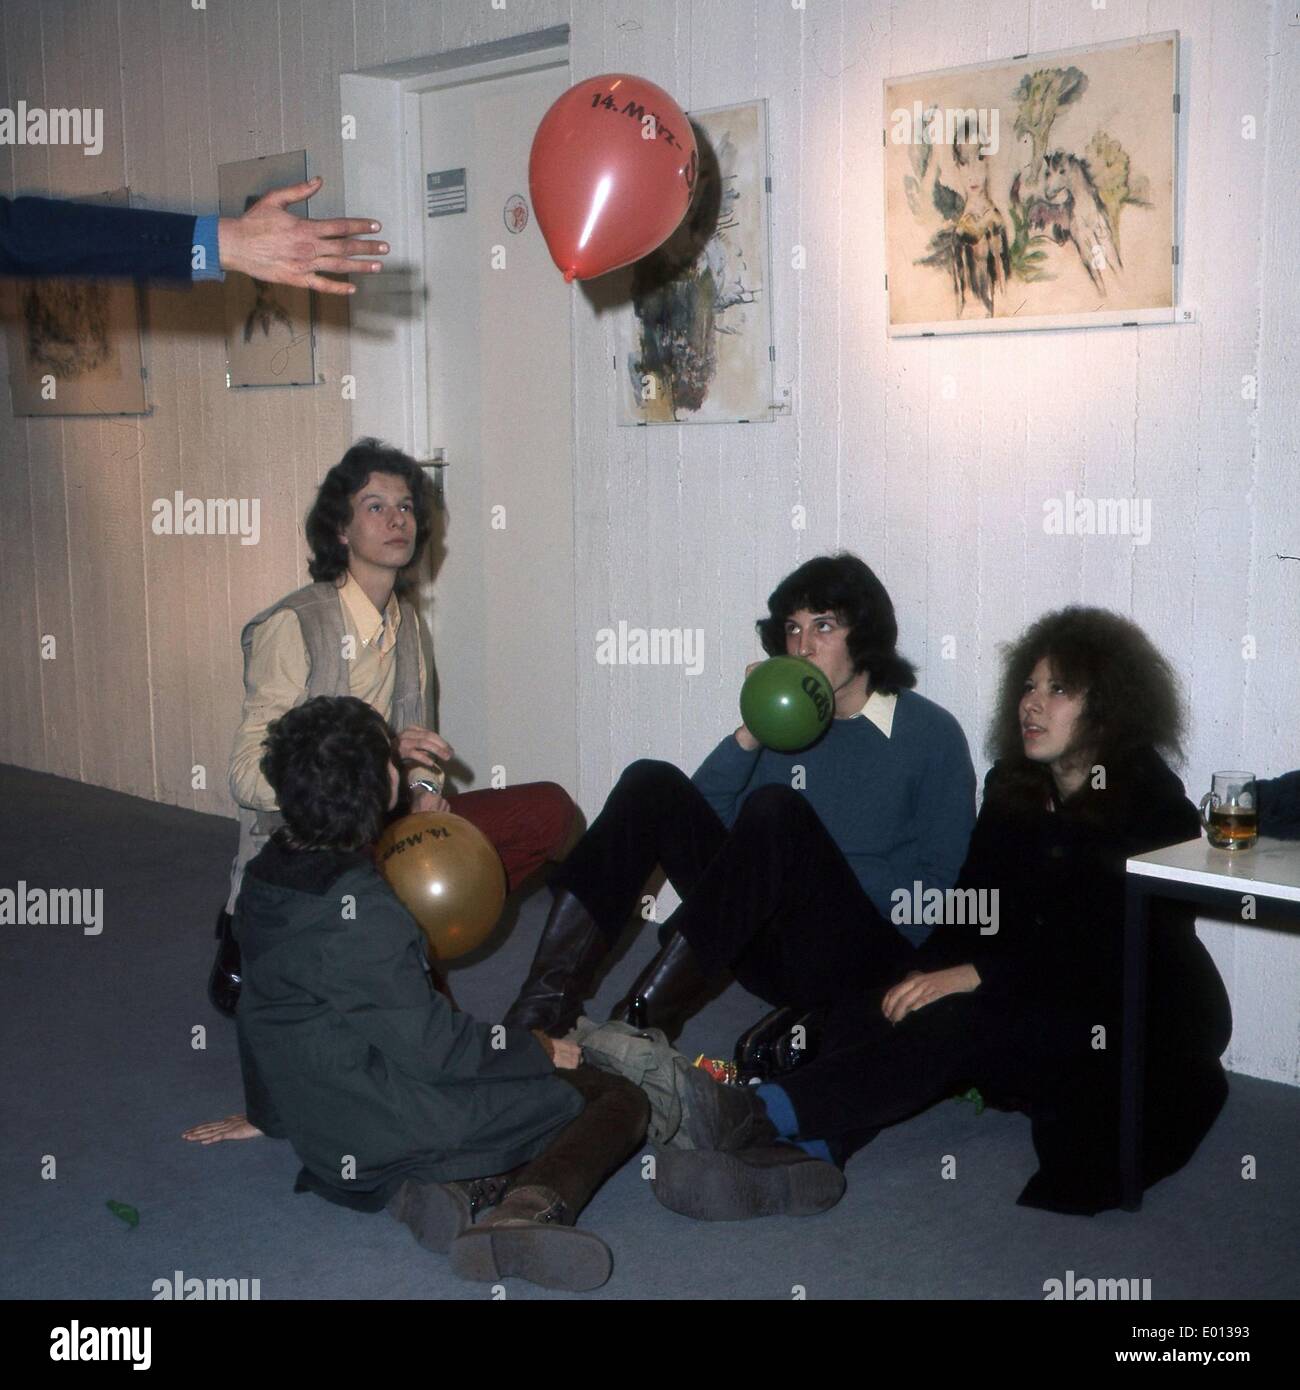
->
xmin=219 ymin=150 xmax=316 ymax=387
xmin=884 ymin=32 xmax=1179 ymax=336
xmin=3 ymin=186 xmax=148 ymax=417
xmin=616 ymin=98 xmax=774 ymax=424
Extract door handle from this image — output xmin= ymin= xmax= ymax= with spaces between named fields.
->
xmin=420 ymin=451 xmax=450 ymax=511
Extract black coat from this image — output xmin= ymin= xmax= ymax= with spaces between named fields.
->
xmin=1258 ymin=770 xmax=1300 ymax=839
xmin=234 ymin=839 xmax=584 ymax=1210
xmin=917 ymin=747 xmax=1232 ymax=1214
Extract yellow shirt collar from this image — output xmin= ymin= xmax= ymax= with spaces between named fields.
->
xmin=338 ymin=573 xmax=401 ymax=654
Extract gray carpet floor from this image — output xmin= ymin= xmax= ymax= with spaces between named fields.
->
xmin=2 ymin=763 xmax=1297 ymax=1301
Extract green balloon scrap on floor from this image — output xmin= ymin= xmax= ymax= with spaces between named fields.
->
xmin=955 ymin=1087 xmax=986 ymax=1115
xmin=106 ymin=1199 xmax=139 ymax=1229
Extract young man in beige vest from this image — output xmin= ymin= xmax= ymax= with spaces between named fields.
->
xmin=210 ymin=438 xmax=578 ymax=1015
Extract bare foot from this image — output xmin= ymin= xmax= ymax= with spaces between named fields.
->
xmin=182 ymin=1114 xmax=263 ymax=1145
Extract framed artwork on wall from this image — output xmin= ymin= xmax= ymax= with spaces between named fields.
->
xmin=3 ymin=186 xmax=148 ymax=417
xmin=884 ymin=32 xmax=1179 ymax=336
xmin=219 ymin=150 xmax=316 ymax=387
xmin=616 ymin=98 xmax=775 ymax=424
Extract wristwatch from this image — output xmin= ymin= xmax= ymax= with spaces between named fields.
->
xmin=405 ymin=759 xmax=446 ymax=798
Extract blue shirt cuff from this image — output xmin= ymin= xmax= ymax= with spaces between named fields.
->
xmin=191 ymin=214 xmax=225 ymax=281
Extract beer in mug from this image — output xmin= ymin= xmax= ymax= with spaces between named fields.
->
xmin=1200 ymin=772 xmax=1258 ymax=851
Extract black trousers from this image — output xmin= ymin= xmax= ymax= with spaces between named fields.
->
xmin=550 ymin=758 xmax=915 ymax=1009
xmin=775 ymin=979 xmax=1123 ymax=1171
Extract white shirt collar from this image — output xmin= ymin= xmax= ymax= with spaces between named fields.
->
xmin=848 ymin=689 xmax=897 ymax=738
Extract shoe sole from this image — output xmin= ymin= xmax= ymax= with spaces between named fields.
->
xmin=387 ymin=1180 xmax=472 ymax=1254
xmin=449 ymin=1226 xmax=612 ymax=1292
xmin=651 ymin=1147 xmax=846 ymax=1222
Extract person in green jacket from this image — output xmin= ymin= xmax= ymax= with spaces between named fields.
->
xmin=192 ymin=693 xmax=648 ymax=1292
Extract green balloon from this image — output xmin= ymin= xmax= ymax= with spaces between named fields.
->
xmin=739 ymin=657 xmax=834 ymax=752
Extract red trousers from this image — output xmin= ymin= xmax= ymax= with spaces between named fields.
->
xmin=447 ymin=781 xmax=578 ymax=894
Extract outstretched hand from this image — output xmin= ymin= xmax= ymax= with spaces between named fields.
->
xmin=182 ymin=1114 xmax=263 ymax=1145
xmin=218 ymin=176 xmax=389 ymax=296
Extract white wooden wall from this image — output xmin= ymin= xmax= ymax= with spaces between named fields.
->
xmin=0 ymin=0 xmax=1296 ymax=1084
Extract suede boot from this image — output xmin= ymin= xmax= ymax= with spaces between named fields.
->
xmin=611 ymin=930 xmax=712 ymax=1038
xmin=674 ymin=1060 xmax=780 ymax=1152
xmin=651 ymin=1143 xmax=847 ymax=1222
xmin=387 ymin=1173 xmax=511 ymax=1254
xmin=503 ymin=889 xmax=611 ymax=1037
xmin=651 ymin=1062 xmax=845 ymax=1220
xmin=449 ymin=1065 xmax=649 ymax=1291
xmin=448 ymin=1184 xmax=614 ymax=1291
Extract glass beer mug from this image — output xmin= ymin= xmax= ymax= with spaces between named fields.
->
xmin=1199 ymin=771 xmax=1258 ymax=851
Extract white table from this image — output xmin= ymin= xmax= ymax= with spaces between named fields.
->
xmin=1122 ymin=835 xmax=1300 ymax=1209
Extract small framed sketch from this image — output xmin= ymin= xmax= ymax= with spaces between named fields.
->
xmin=4 ymin=186 xmax=148 ymax=417
xmin=219 ymin=150 xmax=316 ymax=386
xmin=884 ymin=32 xmax=1179 ymax=336
xmin=617 ymin=99 xmax=774 ymax=424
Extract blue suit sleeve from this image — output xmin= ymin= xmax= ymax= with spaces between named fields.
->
xmin=0 ymin=195 xmax=197 ymax=281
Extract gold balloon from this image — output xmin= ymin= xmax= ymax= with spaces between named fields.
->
xmin=375 ymin=812 xmax=506 ymax=961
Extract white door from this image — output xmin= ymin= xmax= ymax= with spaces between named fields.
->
xmin=419 ymin=62 xmax=576 ymax=796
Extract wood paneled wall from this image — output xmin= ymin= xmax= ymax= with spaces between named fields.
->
xmin=1 ymin=0 xmax=1296 ymax=1083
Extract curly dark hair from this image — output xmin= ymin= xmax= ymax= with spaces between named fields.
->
xmin=305 ymin=438 xmax=433 ymax=584
xmin=755 ymin=553 xmax=917 ymax=694
xmin=987 ymin=606 xmax=1186 ymax=809
xmin=260 ymin=696 xmax=394 ymax=851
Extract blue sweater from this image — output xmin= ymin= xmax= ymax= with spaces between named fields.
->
xmin=0 ymin=196 xmax=222 ymax=281
xmin=691 ymin=688 xmax=977 ymax=946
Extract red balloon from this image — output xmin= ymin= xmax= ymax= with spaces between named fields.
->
xmin=529 ymin=74 xmax=698 ymax=283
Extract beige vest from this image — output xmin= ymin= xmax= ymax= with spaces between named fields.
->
xmin=226 ymin=581 xmax=425 ymax=912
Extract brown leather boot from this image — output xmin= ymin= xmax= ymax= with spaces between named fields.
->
xmin=449 ymin=1065 xmax=649 ymax=1291
xmin=502 ymin=889 xmax=611 ymax=1037
xmin=611 ymin=930 xmax=712 ymax=1038
xmin=448 ymin=1184 xmax=614 ymax=1291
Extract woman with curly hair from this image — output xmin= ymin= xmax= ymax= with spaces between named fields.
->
xmin=656 ymin=607 xmax=1232 ymax=1218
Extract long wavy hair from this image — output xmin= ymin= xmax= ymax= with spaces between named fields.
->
xmin=987 ymin=606 xmax=1186 ymax=811
xmin=755 ymin=553 xmax=917 ymax=694
xmin=260 ymin=696 xmax=393 ymax=851
xmin=305 ymin=438 xmax=433 ymax=585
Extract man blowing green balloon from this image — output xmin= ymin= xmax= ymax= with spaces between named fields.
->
xmin=500 ymin=551 xmax=977 ymax=1223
